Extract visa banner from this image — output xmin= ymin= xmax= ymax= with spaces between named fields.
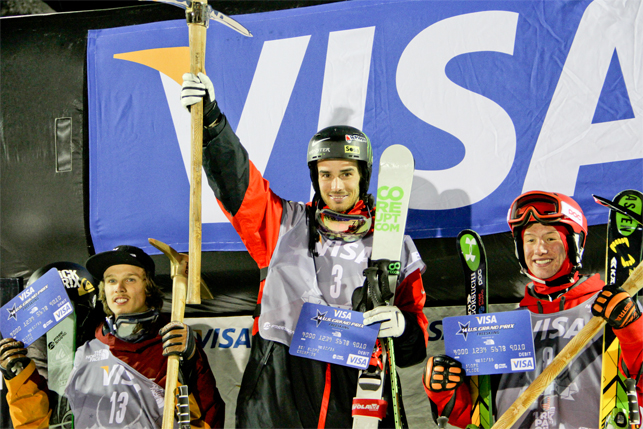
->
xmin=87 ymin=0 xmax=643 ymax=254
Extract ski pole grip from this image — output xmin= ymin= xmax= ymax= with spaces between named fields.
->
xmin=492 ymin=261 xmax=643 ymax=429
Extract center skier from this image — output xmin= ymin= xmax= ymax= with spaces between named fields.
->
xmin=181 ymin=72 xmax=428 ymax=428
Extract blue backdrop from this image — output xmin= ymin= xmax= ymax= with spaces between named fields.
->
xmin=87 ymin=0 xmax=643 ymax=254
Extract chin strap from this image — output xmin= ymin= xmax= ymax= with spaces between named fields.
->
xmin=522 ymin=268 xmax=577 ymax=289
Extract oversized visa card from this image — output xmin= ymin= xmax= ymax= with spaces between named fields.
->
xmin=443 ymin=309 xmax=536 ymax=376
xmin=289 ymin=303 xmax=380 ymax=370
xmin=0 ymin=268 xmax=74 ymax=347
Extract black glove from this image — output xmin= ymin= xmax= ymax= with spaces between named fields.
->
xmin=352 ymin=259 xmax=398 ymax=312
xmin=592 ymin=286 xmax=641 ymax=329
xmin=180 ymin=72 xmax=221 ymax=128
xmin=423 ymin=355 xmax=465 ymax=392
xmin=0 ymin=338 xmax=31 ymax=380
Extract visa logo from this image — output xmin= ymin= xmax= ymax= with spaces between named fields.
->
xmin=334 ymin=310 xmax=352 ymax=319
xmin=196 ymin=327 xmax=251 ymax=349
xmin=511 ymin=357 xmax=535 ymax=371
xmin=102 ymin=364 xmax=142 ymax=393
xmin=476 ymin=315 xmax=497 ymax=324
xmin=347 ymin=354 xmax=368 ymax=368
xmin=19 ymin=287 xmax=35 ymax=301
xmin=53 ymin=303 xmax=73 ymax=321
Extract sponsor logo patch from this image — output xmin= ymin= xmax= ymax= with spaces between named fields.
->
xmin=345 ymin=145 xmax=360 ymax=155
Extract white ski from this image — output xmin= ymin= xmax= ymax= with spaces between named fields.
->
xmin=352 ymin=144 xmax=414 ymax=429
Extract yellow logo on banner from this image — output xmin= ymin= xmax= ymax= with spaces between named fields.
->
xmin=114 ymin=47 xmax=192 ymax=85
xmin=345 ymin=145 xmax=360 ymax=155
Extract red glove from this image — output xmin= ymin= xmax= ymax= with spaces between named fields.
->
xmin=592 ymin=287 xmax=641 ymax=329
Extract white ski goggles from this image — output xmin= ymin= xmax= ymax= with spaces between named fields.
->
xmin=315 ymin=209 xmax=372 ymax=242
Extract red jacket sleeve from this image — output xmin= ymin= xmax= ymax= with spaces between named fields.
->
xmin=390 ymin=269 xmax=429 ymax=367
xmin=424 ymin=380 xmax=473 ymax=428
xmin=394 ymin=268 xmax=428 ymax=346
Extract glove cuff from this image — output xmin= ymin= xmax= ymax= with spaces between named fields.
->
xmin=204 ymin=99 xmax=222 ymax=129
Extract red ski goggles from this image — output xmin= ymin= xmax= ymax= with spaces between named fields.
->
xmin=316 ymin=209 xmax=372 ymax=242
xmin=508 ymin=192 xmax=569 ymax=229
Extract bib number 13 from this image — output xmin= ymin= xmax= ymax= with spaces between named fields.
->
xmin=109 ymin=391 xmax=129 ymax=424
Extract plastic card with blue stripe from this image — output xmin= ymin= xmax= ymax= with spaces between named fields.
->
xmin=443 ymin=309 xmax=536 ymax=375
xmin=0 ymin=268 xmax=74 ymax=347
xmin=289 ymin=303 xmax=380 ymax=370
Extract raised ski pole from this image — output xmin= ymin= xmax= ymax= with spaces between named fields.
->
xmin=149 ymin=238 xmax=213 ymax=429
xmin=491 ymin=261 xmax=643 ymax=429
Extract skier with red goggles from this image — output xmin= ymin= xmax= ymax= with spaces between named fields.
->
xmin=423 ymin=191 xmax=642 ymax=428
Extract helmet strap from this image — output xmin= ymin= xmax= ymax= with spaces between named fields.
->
xmin=522 ymin=268 xmax=577 ymax=288
xmin=307 ymin=195 xmax=322 ymax=257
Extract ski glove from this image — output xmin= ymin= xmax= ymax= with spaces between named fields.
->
xmin=591 ymin=286 xmax=641 ymax=329
xmin=0 ymin=338 xmax=31 ymax=380
xmin=160 ymin=321 xmax=196 ymax=361
xmin=423 ymin=355 xmax=465 ymax=392
xmin=363 ymin=305 xmax=405 ymax=338
xmin=181 ymin=72 xmax=221 ymax=128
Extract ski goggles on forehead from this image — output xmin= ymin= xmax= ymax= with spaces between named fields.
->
xmin=316 ymin=209 xmax=372 ymax=243
xmin=508 ymin=193 xmax=566 ymax=228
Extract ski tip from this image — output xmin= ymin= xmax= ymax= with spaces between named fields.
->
xmin=592 ymin=193 xmax=643 ymax=226
xmin=592 ymin=194 xmax=611 ymax=208
xmin=379 ymin=144 xmax=414 ymax=169
xmin=383 ymin=143 xmax=412 ymax=155
xmin=456 ymin=229 xmax=482 ymax=240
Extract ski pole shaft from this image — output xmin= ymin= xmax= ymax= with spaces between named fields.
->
xmin=492 ymin=261 xmax=643 ymax=429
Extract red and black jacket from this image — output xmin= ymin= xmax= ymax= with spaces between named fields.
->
xmin=203 ymin=114 xmax=428 ymax=428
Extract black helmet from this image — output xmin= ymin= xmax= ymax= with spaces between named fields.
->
xmin=27 ymin=262 xmax=101 ymax=345
xmin=307 ymin=125 xmax=373 ymax=198
xmin=28 ymin=261 xmax=97 ymax=306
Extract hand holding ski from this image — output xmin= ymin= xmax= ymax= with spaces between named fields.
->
xmin=352 ymin=145 xmax=414 ymax=429
xmin=593 ymin=190 xmax=643 ymax=428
